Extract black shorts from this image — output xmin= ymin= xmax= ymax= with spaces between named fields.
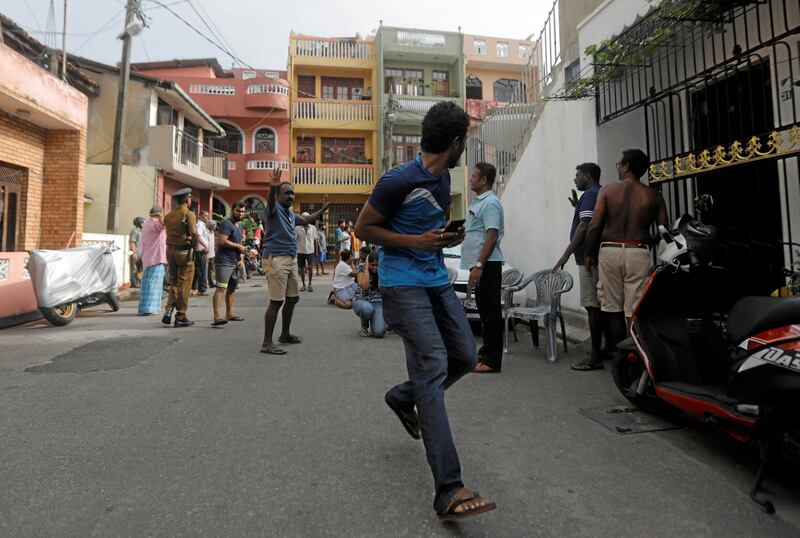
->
xmin=297 ymin=253 xmax=315 ymax=270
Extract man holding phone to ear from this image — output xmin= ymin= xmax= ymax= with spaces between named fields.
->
xmin=462 ymin=162 xmax=504 ymax=373
xmin=356 ymin=101 xmax=496 ymax=522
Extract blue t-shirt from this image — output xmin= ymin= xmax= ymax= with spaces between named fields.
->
xmin=570 ymin=184 xmax=600 ymax=265
xmin=264 ymin=203 xmax=297 ymax=257
xmin=368 ymin=156 xmax=450 ymax=288
xmin=216 ymin=218 xmax=243 ymax=266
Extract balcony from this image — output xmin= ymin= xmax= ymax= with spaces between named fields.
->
xmin=391 ymin=95 xmax=463 ymax=123
xmin=148 ymin=125 xmax=229 ymax=189
xmin=291 ymin=38 xmax=374 ymax=68
xmin=291 ymin=164 xmax=374 ymax=193
xmin=291 ymin=98 xmax=375 ymax=130
xmin=245 ymin=83 xmax=289 ymax=111
xmin=245 ymin=154 xmax=290 ymax=184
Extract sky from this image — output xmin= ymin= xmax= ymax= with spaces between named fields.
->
xmin=2 ymin=0 xmax=552 ymax=70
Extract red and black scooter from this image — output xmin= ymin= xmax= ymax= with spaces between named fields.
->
xmin=613 ymin=213 xmax=800 ymax=514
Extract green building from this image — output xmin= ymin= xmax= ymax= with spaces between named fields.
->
xmin=376 ymin=26 xmax=467 ymax=218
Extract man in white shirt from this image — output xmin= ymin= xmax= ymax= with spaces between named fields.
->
xmin=192 ymin=210 xmax=211 ymax=296
xmin=295 ymin=212 xmax=318 ymax=292
xmin=328 ymin=249 xmax=358 ymax=309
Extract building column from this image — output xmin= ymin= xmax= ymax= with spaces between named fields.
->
xmin=42 ymin=129 xmax=86 ymax=248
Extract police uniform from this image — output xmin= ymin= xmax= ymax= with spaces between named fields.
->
xmin=163 ymin=188 xmax=196 ymax=326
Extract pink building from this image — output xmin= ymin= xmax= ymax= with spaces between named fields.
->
xmin=132 ymin=59 xmax=289 ymax=219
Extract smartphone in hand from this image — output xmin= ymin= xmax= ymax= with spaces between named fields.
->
xmin=443 ymin=219 xmax=465 ymax=233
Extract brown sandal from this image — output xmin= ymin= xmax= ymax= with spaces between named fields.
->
xmin=437 ymin=489 xmax=497 ymax=522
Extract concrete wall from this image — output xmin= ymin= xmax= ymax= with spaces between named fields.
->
xmin=84 ymin=164 xmax=159 ymax=234
xmin=84 ymin=71 xmax=153 ymax=166
xmin=464 ymin=67 xmax=526 ymax=102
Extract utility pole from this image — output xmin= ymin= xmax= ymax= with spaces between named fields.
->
xmin=382 ymin=93 xmax=398 ymax=174
xmin=60 ymin=0 xmax=67 ymax=79
xmin=107 ymin=0 xmax=137 ymax=234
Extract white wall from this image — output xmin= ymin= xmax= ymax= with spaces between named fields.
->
xmin=500 ymin=70 xmax=597 ymax=312
xmin=84 ymin=164 xmax=159 ymax=235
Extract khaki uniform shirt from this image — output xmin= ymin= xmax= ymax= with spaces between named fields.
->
xmin=164 ymin=205 xmax=196 ymax=248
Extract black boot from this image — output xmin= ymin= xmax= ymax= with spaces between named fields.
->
xmin=174 ymin=316 xmax=194 ymax=328
xmin=161 ymin=308 xmax=173 ymax=325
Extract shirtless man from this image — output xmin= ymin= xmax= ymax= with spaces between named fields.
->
xmin=582 ymin=149 xmax=667 ymax=369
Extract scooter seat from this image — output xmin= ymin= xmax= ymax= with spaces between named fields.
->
xmin=726 ymin=296 xmax=800 ymax=344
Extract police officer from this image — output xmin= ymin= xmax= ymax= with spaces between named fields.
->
xmin=162 ymin=188 xmax=197 ymax=327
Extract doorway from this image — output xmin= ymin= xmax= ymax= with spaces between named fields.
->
xmin=689 ymin=59 xmax=782 ymax=242
xmin=0 ymin=164 xmax=24 ymax=251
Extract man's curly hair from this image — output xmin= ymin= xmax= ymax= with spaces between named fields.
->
xmin=420 ymin=101 xmax=470 ymax=154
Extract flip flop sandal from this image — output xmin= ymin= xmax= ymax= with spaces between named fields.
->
xmin=260 ymin=346 xmax=287 ymax=355
xmin=211 ymin=319 xmax=228 ymax=326
xmin=571 ymin=361 xmax=605 ymax=371
xmin=278 ymin=335 xmax=303 ymax=344
xmin=384 ymin=392 xmax=421 ymax=440
xmin=437 ymin=490 xmax=497 ymax=522
xmin=226 ymin=316 xmax=245 ymax=321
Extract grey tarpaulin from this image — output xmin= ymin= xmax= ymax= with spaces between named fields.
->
xmin=28 ymin=245 xmax=118 ymax=308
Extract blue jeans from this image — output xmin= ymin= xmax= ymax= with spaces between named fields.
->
xmin=382 ymin=285 xmax=478 ymax=512
xmin=353 ymin=299 xmax=386 ymax=337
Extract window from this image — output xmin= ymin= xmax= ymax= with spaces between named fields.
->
xmin=518 ymin=44 xmax=530 ymax=59
xmin=296 ymin=137 xmax=315 ymax=164
xmin=321 ymin=77 xmax=365 ymax=100
xmin=493 ymin=78 xmax=521 ymax=102
xmin=474 ymin=39 xmax=486 ymax=55
xmin=156 ymin=98 xmax=178 ymax=127
xmin=466 ymin=76 xmax=483 ymax=100
xmin=384 ymin=68 xmax=424 ymax=96
xmin=565 ymin=59 xmax=581 ymax=84
xmin=497 ymin=42 xmax=508 ymax=58
xmin=0 ymin=165 xmax=23 ymax=252
xmin=254 ymin=128 xmax=276 ymax=153
xmin=298 ymin=75 xmax=316 ymax=98
xmin=391 ymin=134 xmax=421 ymax=166
xmin=432 ymin=71 xmax=450 ymax=97
xmin=321 ymin=137 xmax=365 ymax=164
xmin=241 ymin=196 xmax=266 ymax=220
xmin=205 ymin=122 xmax=243 ymax=154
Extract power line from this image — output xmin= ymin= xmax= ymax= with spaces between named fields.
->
xmin=72 ymin=7 xmax=126 ymax=53
xmin=22 ymin=0 xmax=43 ymax=33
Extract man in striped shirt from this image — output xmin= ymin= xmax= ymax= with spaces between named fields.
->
xmin=554 ymin=162 xmax=603 ymax=371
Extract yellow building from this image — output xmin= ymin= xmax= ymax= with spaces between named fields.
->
xmin=288 ymin=32 xmax=378 ymax=234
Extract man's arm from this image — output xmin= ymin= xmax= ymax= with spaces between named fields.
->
xmin=656 ymin=193 xmax=668 ymax=227
xmin=129 ymin=240 xmax=138 ymax=257
xmin=216 ymin=225 xmax=246 ymax=253
xmin=296 ymin=195 xmax=330 ymax=226
xmin=267 ymin=168 xmax=280 ymax=217
xmin=584 ymin=189 xmax=607 ymax=271
xmin=354 ymin=202 xmax=456 ymax=251
xmin=468 ymin=229 xmax=499 ymax=289
xmin=554 ymin=222 xmax=588 ymax=271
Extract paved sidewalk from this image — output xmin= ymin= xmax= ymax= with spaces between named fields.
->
xmin=1 ymin=279 xmax=799 ymax=536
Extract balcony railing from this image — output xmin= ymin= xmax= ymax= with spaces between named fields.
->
xmin=246 ymin=160 xmax=289 ymax=171
xmin=396 ymin=31 xmax=446 ymax=49
xmin=292 ymin=164 xmax=373 ymax=186
xmin=292 ymin=99 xmax=374 ymax=123
xmin=175 ymin=129 xmax=228 ymax=179
xmin=293 ymin=38 xmax=373 ymax=60
xmin=394 ymin=95 xmax=461 ymax=116
xmin=246 ymin=83 xmax=289 ymax=96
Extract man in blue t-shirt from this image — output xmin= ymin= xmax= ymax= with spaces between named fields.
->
xmin=260 ymin=168 xmax=329 ymax=355
xmin=356 ymin=101 xmax=496 ymax=522
xmin=554 ymin=162 xmax=604 ymax=370
xmin=211 ymin=202 xmax=247 ymax=326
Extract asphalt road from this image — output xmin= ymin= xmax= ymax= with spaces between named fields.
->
xmin=1 ymin=277 xmax=799 ymax=537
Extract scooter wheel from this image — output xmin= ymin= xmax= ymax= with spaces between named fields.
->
xmin=40 ymin=303 xmax=79 ymax=326
xmin=106 ymin=293 xmax=120 ymax=312
xmin=612 ymin=352 xmax=670 ymax=416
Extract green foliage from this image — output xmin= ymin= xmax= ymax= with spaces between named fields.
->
xmin=239 ymin=215 xmax=258 ymax=240
xmin=558 ymin=0 xmax=739 ymax=100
